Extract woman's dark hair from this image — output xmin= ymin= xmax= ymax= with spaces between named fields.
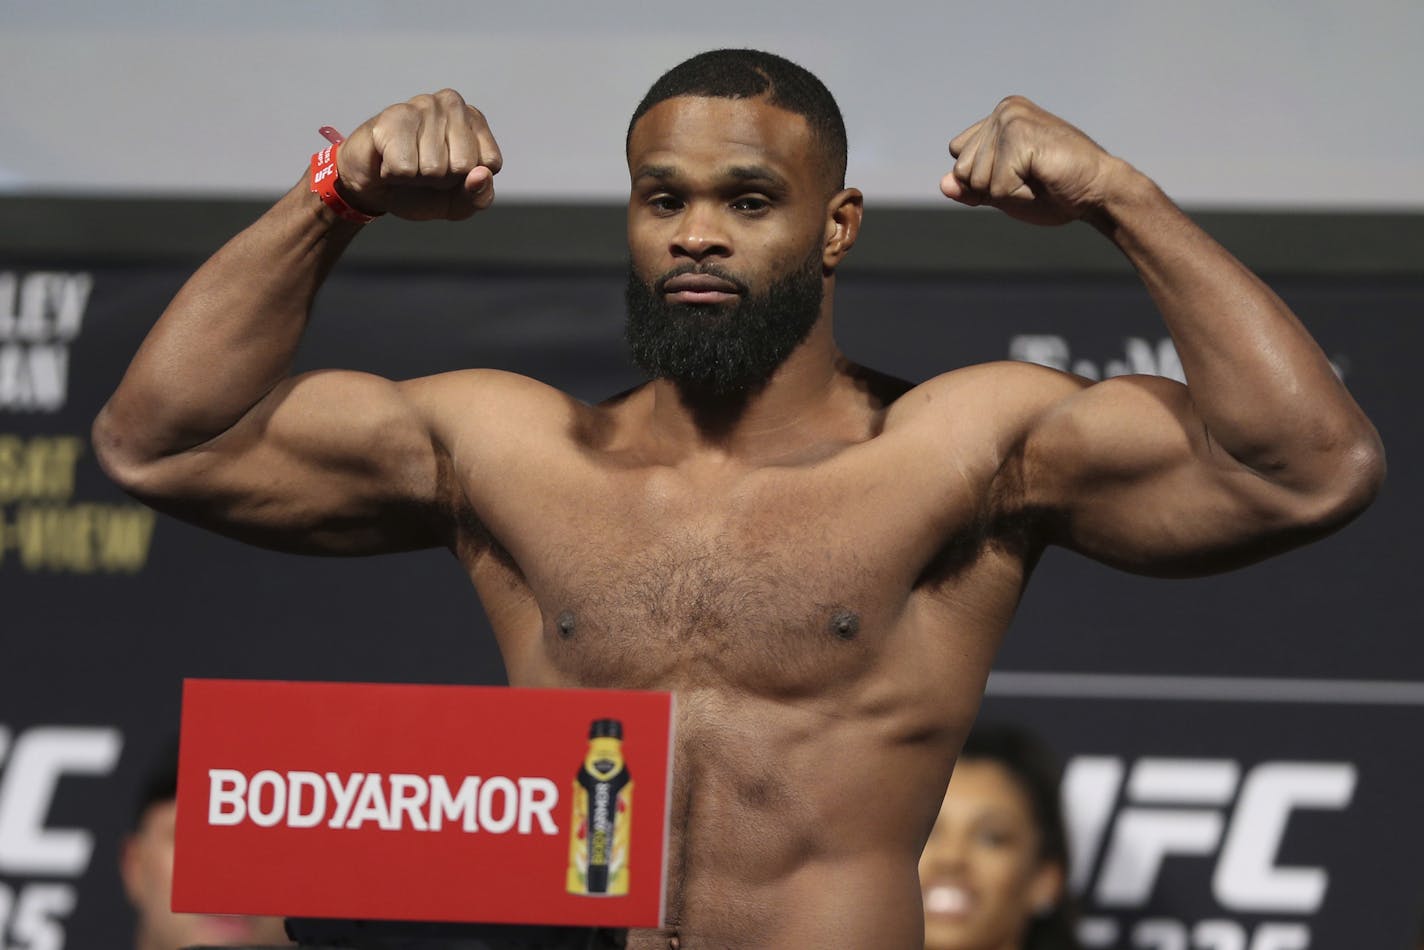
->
xmin=130 ymin=736 xmax=180 ymax=830
xmin=959 ymin=722 xmax=1081 ymax=950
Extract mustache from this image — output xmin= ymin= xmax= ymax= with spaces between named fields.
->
xmin=652 ymin=264 xmax=751 ymax=297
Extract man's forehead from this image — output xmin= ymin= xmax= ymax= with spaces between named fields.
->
xmin=632 ymin=161 xmax=790 ymax=191
xmin=627 ymin=95 xmax=815 ymax=171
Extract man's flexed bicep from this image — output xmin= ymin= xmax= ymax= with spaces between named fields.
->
xmin=93 ymin=88 xmax=508 ymax=554
xmin=943 ymin=94 xmax=1383 ymax=573
xmin=1019 ymin=369 xmax=1380 ymax=576
xmin=95 ymin=369 xmax=455 ymax=555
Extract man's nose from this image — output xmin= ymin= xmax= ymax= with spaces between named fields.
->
xmin=671 ymin=203 xmax=731 ymax=260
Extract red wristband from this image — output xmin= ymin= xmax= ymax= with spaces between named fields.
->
xmin=310 ymin=137 xmax=380 ymax=224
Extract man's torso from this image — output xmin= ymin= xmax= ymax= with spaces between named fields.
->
xmin=424 ymin=362 xmax=1052 ymax=948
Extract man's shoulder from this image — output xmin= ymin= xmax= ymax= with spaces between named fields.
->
xmin=397 ymin=367 xmax=571 ymax=400
xmin=396 ymin=369 xmax=593 ymax=439
xmin=891 ymin=360 xmax=1088 ymax=430
xmin=924 ymin=358 xmax=1084 ymax=393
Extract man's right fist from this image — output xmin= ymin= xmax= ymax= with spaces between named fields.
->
xmin=334 ymin=89 xmax=502 ymax=221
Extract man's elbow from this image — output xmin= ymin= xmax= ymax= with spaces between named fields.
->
xmin=1341 ymin=432 xmax=1387 ymax=513
xmin=92 ymin=403 xmax=167 ymax=499
xmin=1291 ymin=432 xmax=1386 ymax=532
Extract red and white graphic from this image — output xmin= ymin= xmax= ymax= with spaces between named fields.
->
xmin=173 ymin=679 xmax=674 ymax=928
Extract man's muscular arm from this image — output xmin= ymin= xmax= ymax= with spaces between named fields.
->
xmin=93 ymin=90 xmax=503 ymax=554
xmin=942 ymin=97 xmax=1384 ymax=574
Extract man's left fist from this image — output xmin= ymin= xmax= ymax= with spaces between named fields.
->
xmin=941 ymin=96 xmax=1125 ymax=226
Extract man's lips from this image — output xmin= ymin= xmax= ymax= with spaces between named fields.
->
xmin=660 ymin=273 xmax=742 ymax=304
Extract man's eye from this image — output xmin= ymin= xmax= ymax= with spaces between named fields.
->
xmin=732 ymin=196 xmax=770 ymax=213
xmin=649 ymin=195 xmax=683 ymax=213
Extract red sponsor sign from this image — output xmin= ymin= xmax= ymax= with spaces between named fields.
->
xmin=173 ymin=679 xmax=673 ymax=928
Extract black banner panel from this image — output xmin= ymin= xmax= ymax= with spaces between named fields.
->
xmin=1 ymin=258 xmax=1419 ymax=947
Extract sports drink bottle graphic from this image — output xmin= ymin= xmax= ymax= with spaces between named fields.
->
xmin=567 ymin=718 xmax=632 ymax=896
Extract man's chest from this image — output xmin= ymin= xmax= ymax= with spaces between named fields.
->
xmin=461 ymin=447 xmax=1006 ymax=693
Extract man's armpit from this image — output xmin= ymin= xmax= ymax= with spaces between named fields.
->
xmin=985 ymin=435 xmax=1063 ymax=557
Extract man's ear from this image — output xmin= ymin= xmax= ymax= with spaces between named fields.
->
xmin=822 ymin=188 xmax=863 ymax=271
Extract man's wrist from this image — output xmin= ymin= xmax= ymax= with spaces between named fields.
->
xmin=290 ymin=176 xmax=368 ymax=236
xmin=310 ymin=142 xmax=381 ymax=224
xmin=1083 ymin=158 xmax=1163 ymax=237
xmin=331 ymin=176 xmax=381 ymax=218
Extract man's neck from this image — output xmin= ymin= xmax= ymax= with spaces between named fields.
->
xmin=642 ymin=316 xmax=860 ymax=463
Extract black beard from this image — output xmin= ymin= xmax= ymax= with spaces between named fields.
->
xmin=624 ymin=250 xmax=824 ymax=398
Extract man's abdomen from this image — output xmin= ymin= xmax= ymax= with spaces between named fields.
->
xmin=650 ymin=686 xmax=962 ymax=948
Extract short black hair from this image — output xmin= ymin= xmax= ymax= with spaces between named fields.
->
xmin=959 ymin=723 xmax=1082 ymax=950
xmin=627 ymin=49 xmax=848 ymax=189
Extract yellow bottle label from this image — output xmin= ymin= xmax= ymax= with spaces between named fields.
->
xmin=567 ymin=735 xmax=632 ymax=896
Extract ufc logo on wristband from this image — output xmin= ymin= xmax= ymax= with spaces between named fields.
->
xmin=309 ymin=139 xmax=379 ymax=224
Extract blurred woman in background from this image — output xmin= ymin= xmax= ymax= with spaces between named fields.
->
xmin=920 ymin=723 xmax=1079 ymax=950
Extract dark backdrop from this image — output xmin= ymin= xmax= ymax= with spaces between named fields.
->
xmin=1 ymin=202 xmax=1420 ymax=948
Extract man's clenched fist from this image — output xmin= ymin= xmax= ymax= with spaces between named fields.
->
xmin=333 ymin=89 xmax=501 ymax=221
xmin=940 ymin=96 xmax=1129 ymax=227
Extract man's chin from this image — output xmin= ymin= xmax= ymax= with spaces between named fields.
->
xmin=665 ymin=300 xmax=739 ymax=324
xmin=626 ymin=254 xmax=823 ymax=399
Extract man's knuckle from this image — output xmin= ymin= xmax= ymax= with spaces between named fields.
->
xmin=381 ymin=157 xmax=417 ymax=180
xmin=407 ymin=93 xmax=438 ymax=114
xmin=999 ymin=97 xmax=1036 ymax=124
xmin=381 ymin=102 xmax=417 ymax=126
xmin=435 ymin=88 xmax=465 ymax=107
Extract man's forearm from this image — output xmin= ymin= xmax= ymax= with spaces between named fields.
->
xmin=95 ymin=180 xmax=362 ymax=467
xmin=1089 ymin=164 xmax=1383 ymax=491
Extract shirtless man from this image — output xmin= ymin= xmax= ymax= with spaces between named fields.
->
xmin=93 ymin=50 xmax=1383 ymax=949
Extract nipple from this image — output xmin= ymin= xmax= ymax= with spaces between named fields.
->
xmin=555 ymin=610 xmax=576 ymax=639
xmin=828 ymin=608 xmax=860 ymax=641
